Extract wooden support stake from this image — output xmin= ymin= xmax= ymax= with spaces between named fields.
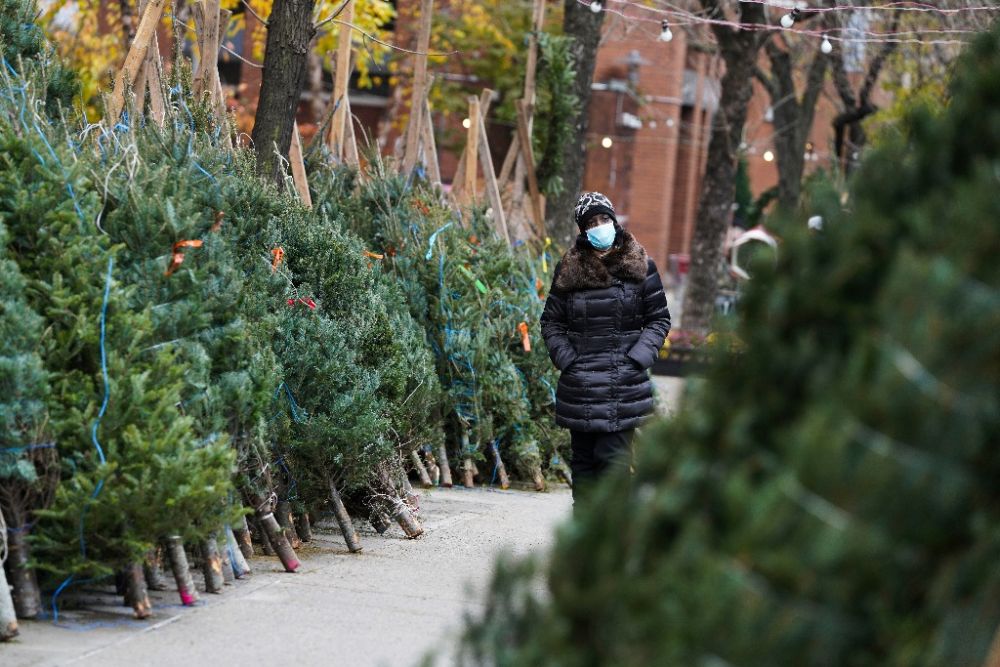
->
xmin=328 ymin=0 xmax=355 ymax=155
xmin=463 ymin=96 xmax=480 ymax=200
xmin=343 ymin=93 xmax=361 ymax=168
xmin=477 ymin=103 xmax=511 ymax=244
xmin=451 ymin=89 xmax=492 ymax=199
xmin=509 ymin=0 xmax=546 ymax=204
xmin=289 ymin=121 xmax=313 ymax=208
xmin=421 ymin=96 xmax=442 ymax=188
xmin=516 ymin=99 xmax=546 ymax=239
xmin=401 ymin=0 xmax=434 ymax=176
xmin=497 ymin=134 xmax=519 ymax=191
xmin=107 ymin=0 xmax=166 ymax=123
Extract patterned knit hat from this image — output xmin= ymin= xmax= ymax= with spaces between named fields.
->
xmin=574 ymin=191 xmax=617 ymax=229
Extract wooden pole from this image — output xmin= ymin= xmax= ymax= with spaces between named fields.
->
xmin=463 ymin=96 xmax=480 ymax=200
xmin=516 ymin=99 xmax=546 ymax=239
xmin=289 ymin=121 xmax=313 ymax=207
xmin=328 ymin=0 xmax=355 ymax=155
xmin=509 ymin=0 xmax=546 ymax=206
xmin=421 ymin=96 xmax=442 ymax=188
xmin=477 ymin=102 xmax=511 ymax=244
xmin=451 ymin=89 xmax=492 ymax=199
xmin=107 ymin=0 xmax=166 ymax=123
xmin=401 ymin=0 xmax=434 ymax=175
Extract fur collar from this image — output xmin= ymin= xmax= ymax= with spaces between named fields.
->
xmin=554 ymin=231 xmax=648 ymax=291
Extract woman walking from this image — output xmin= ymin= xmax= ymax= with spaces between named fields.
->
xmin=541 ymin=192 xmax=671 ymax=504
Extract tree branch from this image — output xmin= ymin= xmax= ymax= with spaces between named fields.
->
xmin=699 ymin=0 xmax=734 ymax=44
xmin=859 ymin=10 xmax=901 ymax=105
xmin=241 ymin=0 xmax=267 ymax=28
xmin=753 ymin=65 xmax=778 ymax=98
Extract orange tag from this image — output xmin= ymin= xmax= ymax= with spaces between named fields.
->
xmin=210 ymin=211 xmax=225 ymax=232
xmin=518 ymin=322 xmax=531 ymax=353
xmin=165 ymin=240 xmax=204 ymax=276
xmin=363 ymin=250 xmax=385 ymax=260
xmin=271 ymin=247 xmax=285 ymax=273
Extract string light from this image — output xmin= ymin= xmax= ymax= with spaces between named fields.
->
xmin=780 ymin=8 xmax=801 ymax=29
xmin=763 ymin=150 xmax=775 ymax=162
xmin=462 ymin=118 xmax=471 ymax=129
xmin=821 ymin=36 xmax=833 ymax=53
xmin=590 ymin=1 xmax=603 ymax=13
xmin=601 ymin=136 xmax=614 ymax=148
xmin=659 ymin=19 xmax=673 ymax=42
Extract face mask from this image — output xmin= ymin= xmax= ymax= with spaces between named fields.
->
xmin=586 ymin=222 xmax=616 ymax=250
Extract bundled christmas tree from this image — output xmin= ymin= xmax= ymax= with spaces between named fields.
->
xmin=314 ymin=166 xmax=569 ymax=489
xmin=457 ymin=22 xmax=1000 ymax=667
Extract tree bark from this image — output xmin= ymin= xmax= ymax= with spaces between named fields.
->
xmin=257 ymin=510 xmax=301 ymax=571
xmin=251 ymin=0 xmax=318 ymax=183
xmin=165 ymin=537 xmax=200 ymax=606
xmin=294 ymin=511 xmax=313 ymax=542
xmin=436 ymin=442 xmax=453 ymax=488
xmin=410 ymin=449 xmax=433 ymax=488
xmin=143 ymin=547 xmax=170 ymax=590
xmin=233 ymin=514 xmax=254 ymax=560
xmin=547 ymin=0 xmax=606 ymax=244
xmin=123 ymin=561 xmax=152 ymax=619
xmin=201 ymin=534 xmax=226 ymax=593
xmin=0 ymin=564 xmax=18 ymax=641
xmin=276 ymin=500 xmax=302 ymax=549
xmin=224 ymin=524 xmax=252 ymax=578
xmin=683 ymin=0 xmax=768 ymax=334
xmin=6 ymin=529 xmax=40 ymax=618
xmin=329 ymin=478 xmax=363 ymax=553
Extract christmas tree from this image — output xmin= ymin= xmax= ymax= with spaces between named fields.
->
xmin=457 ymin=22 xmax=1000 ymax=667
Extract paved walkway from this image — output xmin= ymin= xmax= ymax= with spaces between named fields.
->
xmin=4 ymin=487 xmax=572 ymax=667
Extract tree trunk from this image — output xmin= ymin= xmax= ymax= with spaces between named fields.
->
xmin=276 ymin=500 xmax=302 ymax=549
xmin=201 ymin=533 xmax=226 ymax=593
xmin=547 ymin=0 xmax=606 ymax=243
xmin=123 ymin=561 xmax=152 ymax=619
xmin=6 ymin=528 xmax=40 ymax=618
xmin=256 ymin=509 xmax=301 ymax=571
xmin=233 ymin=515 xmax=254 ymax=560
xmin=224 ymin=524 xmax=252 ymax=578
xmin=369 ymin=506 xmax=392 ymax=534
xmin=491 ymin=442 xmax=511 ymax=490
xmin=683 ymin=2 xmax=767 ymax=334
xmin=530 ymin=463 xmax=546 ymax=492
xmin=251 ymin=0 xmax=318 ymax=183
xmin=143 ymin=547 xmax=170 ymax=590
xmin=249 ymin=514 xmax=274 ymax=555
xmin=0 ymin=564 xmax=18 ymax=641
xmin=424 ymin=448 xmax=441 ymax=486
xmin=437 ymin=442 xmax=453 ymax=488
xmin=391 ymin=496 xmax=424 ymax=539
xmin=165 ymin=537 xmax=200 ymax=606
xmin=219 ymin=536 xmax=235 ymax=584
xmin=294 ymin=511 xmax=313 ymax=542
xmin=410 ymin=450 xmax=433 ymax=488
xmin=328 ymin=478 xmax=362 ymax=553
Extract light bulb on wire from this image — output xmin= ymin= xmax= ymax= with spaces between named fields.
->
xmin=659 ymin=20 xmax=673 ymax=43
xmin=780 ymin=8 xmax=800 ymax=29
xmin=821 ymin=36 xmax=833 ymax=54
xmin=590 ymin=1 xmax=602 ymax=13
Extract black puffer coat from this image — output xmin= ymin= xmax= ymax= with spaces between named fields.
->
xmin=541 ymin=231 xmax=670 ymax=433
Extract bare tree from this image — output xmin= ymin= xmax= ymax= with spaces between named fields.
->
xmin=683 ymin=0 xmax=769 ymax=334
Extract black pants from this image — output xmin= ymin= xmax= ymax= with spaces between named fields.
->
xmin=570 ymin=429 xmax=634 ymax=505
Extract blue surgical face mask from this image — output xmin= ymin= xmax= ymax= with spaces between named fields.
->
xmin=586 ymin=222 xmax=616 ymax=250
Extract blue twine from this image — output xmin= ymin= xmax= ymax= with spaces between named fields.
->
xmin=490 ymin=438 xmax=502 ymax=486
xmin=271 ymin=382 xmax=308 ymax=423
xmin=52 ymin=255 xmax=114 ymax=623
xmin=0 ymin=442 xmax=56 ymax=454
xmin=425 ymin=222 xmax=453 ymax=260
xmin=274 ymin=456 xmax=299 ymax=501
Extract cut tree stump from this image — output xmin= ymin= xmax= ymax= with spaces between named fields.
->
xmin=276 ymin=500 xmax=302 ymax=550
xmin=391 ymin=497 xmax=424 ymax=539
xmin=249 ymin=514 xmax=274 ymax=556
xmin=294 ymin=512 xmax=313 ymax=543
xmin=224 ymin=524 xmax=251 ymax=578
xmin=424 ymin=448 xmax=440 ymax=486
xmin=491 ymin=442 xmax=511 ymax=490
xmin=369 ymin=507 xmax=391 ymax=535
xmin=201 ymin=533 xmax=225 ymax=593
xmin=233 ymin=515 xmax=254 ymax=560
xmin=143 ymin=547 xmax=170 ymax=590
xmin=411 ymin=449 xmax=433 ymax=488
xmin=123 ymin=561 xmax=152 ymax=619
xmin=256 ymin=510 xmax=301 ymax=572
xmin=165 ymin=537 xmax=199 ymax=606
xmin=219 ymin=537 xmax=235 ymax=584
xmin=437 ymin=442 xmax=453 ymax=488
xmin=329 ymin=479 xmax=362 ymax=553
xmin=6 ymin=528 xmax=40 ymax=618
xmin=0 ymin=564 xmax=18 ymax=641
xmin=530 ymin=463 xmax=546 ymax=492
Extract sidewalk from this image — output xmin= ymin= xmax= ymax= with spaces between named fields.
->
xmin=4 ymin=487 xmax=572 ymax=667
